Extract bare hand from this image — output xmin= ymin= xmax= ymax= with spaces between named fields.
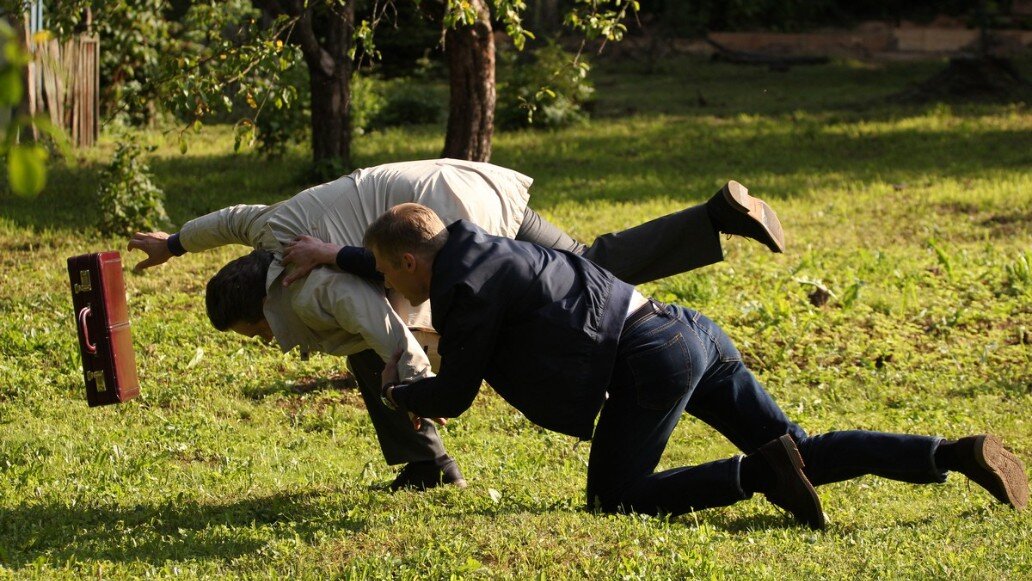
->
xmin=382 ymin=350 xmax=402 ymax=388
xmin=127 ymin=232 xmax=173 ymax=271
xmin=383 ymin=350 xmax=447 ymax=430
xmin=281 ymin=235 xmax=342 ymax=286
xmin=408 ymin=413 xmax=447 ymax=431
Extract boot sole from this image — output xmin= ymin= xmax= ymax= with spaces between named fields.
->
xmin=723 ymin=181 xmax=785 ymax=253
xmin=975 ymin=435 xmax=1029 ymax=511
xmin=763 ymin=435 xmax=827 ymax=530
xmin=779 ymin=435 xmax=827 ymax=530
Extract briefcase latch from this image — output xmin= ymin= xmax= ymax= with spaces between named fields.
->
xmin=88 ymin=370 xmax=106 ymax=392
xmin=74 ymin=270 xmax=92 ymax=294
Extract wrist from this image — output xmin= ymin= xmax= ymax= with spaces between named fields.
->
xmin=380 ymin=381 xmax=401 ymax=411
xmin=320 ymin=242 xmax=340 ymax=266
xmin=167 ymin=233 xmax=187 ymax=257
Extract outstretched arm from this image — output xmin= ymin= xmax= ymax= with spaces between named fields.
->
xmin=127 ymin=204 xmax=276 ymax=273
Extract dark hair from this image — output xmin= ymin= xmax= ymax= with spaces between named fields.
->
xmin=205 ymin=250 xmax=274 ymax=331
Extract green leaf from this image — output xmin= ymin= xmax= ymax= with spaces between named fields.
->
xmin=7 ymin=144 xmax=48 ymax=197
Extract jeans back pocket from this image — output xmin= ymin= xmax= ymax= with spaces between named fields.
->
xmin=627 ymin=332 xmax=693 ymax=411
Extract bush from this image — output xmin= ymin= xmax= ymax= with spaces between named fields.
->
xmin=97 ymin=139 xmax=170 ymax=236
xmin=351 ymin=74 xmax=443 ymax=134
xmin=350 ymin=74 xmax=388 ymax=134
xmin=370 ymin=88 xmax=441 ymax=129
xmin=497 ymin=42 xmax=594 ymax=130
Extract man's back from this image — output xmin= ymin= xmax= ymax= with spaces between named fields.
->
xmin=347 ymin=159 xmax=532 ymax=239
xmin=401 ymin=220 xmax=635 ymax=439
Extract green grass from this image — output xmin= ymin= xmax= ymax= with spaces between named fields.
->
xmin=1 ymin=56 xmax=1031 ymax=578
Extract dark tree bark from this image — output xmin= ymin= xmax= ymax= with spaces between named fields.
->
xmin=258 ymin=0 xmax=354 ymax=174
xmin=441 ymin=0 xmax=495 ymax=162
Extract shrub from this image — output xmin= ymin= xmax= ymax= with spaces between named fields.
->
xmin=97 ymin=139 xmax=171 ymax=236
xmin=352 ymin=74 xmax=443 ymax=134
xmin=350 ymin=74 xmax=388 ymax=135
xmin=497 ymin=42 xmax=595 ymax=130
xmin=370 ymin=87 xmax=441 ymax=129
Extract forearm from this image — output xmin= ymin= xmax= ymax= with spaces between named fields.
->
xmin=177 ymin=204 xmax=272 ymax=253
xmin=323 ymin=275 xmax=433 ymax=380
xmin=389 ymin=375 xmax=479 ymax=419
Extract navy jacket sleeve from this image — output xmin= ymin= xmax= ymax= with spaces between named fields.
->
xmin=390 ymin=287 xmax=501 ymax=418
xmin=167 ymin=233 xmax=187 ymax=256
xmin=335 ymin=246 xmax=383 ymax=281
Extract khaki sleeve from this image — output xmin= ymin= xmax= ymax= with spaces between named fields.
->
xmin=317 ymin=276 xmax=434 ymax=382
xmin=177 ymin=204 xmax=277 ymax=253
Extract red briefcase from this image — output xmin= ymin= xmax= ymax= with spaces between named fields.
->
xmin=67 ymin=251 xmax=140 ymax=406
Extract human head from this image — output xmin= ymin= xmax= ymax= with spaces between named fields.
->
xmin=363 ymin=203 xmax=447 ymax=305
xmin=206 ymin=249 xmax=275 ymax=342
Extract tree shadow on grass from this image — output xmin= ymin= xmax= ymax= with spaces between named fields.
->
xmin=500 ymin=122 xmax=1032 ymax=211
xmin=0 ymin=489 xmax=365 ymax=569
xmin=3 ymin=108 xmax=1028 ymax=234
xmin=0 ymin=151 xmax=313 ymax=234
xmin=448 ymin=500 xmax=823 ymax=534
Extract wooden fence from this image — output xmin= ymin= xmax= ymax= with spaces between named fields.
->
xmin=26 ymin=30 xmax=99 ymax=148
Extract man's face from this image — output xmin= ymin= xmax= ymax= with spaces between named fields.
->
xmin=372 ymin=246 xmax=430 ymax=305
xmin=229 ymin=318 xmax=275 ymax=344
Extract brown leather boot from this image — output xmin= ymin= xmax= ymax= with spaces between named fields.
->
xmin=706 ymin=180 xmax=785 ymax=253
xmin=756 ymin=434 xmax=826 ymax=530
xmin=953 ymin=435 xmax=1028 ymax=511
xmin=390 ymin=455 xmax=468 ymax=491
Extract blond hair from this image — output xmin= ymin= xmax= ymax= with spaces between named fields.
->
xmin=364 ymin=203 xmax=448 ymax=264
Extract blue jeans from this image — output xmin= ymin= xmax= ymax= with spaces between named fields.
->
xmin=586 ymin=301 xmax=947 ymax=515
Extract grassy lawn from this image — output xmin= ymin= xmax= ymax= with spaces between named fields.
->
xmin=1 ymin=56 xmax=1031 ymax=578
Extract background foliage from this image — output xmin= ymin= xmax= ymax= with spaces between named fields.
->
xmin=96 ymin=137 xmax=170 ymax=236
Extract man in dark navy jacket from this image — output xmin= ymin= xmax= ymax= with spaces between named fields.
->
xmin=368 ymin=203 xmax=1029 ymax=528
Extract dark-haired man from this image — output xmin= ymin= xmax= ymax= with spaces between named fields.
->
xmin=129 ymin=158 xmax=785 ymax=491
xmin=370 ymin=203 xmax=1028 ymax=527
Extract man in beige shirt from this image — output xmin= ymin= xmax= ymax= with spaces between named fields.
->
xmin=129 ymin=158 xmax=784 ymax=490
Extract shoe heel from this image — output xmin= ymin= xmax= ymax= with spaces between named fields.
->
xmin=779 ymin=435 xmax=806 ymax=470
xmin=978 ymin=435 xmax=1030 ymax=510
xmin=722 ymin=180 xmax=752 ymax=213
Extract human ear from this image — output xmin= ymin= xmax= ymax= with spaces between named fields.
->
xmin=402 ymin=252 xmax=417 ymax=272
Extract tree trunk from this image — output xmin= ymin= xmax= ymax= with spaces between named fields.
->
xmin=309 ymin=66 xmax=352 ymax=174
xmin=531 ymin=0 xmax=561 ymax=37
xmin=441 ymin=0 xmax=495 ymax=162
xmin=259 ymin=0 xmax=354 ymax=176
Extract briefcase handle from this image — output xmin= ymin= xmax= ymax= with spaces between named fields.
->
xmin=77 ymin=306 xmax=97 ymax=355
